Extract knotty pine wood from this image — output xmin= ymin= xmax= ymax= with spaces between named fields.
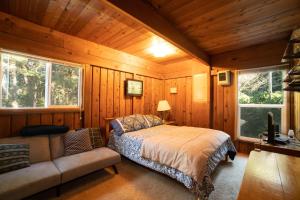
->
xmin=0 ymin=0 xmax=190 ymax=64
xmin=0 ymin=112 xmax=81 ymax=138
xmin=83 ymin=65 xmax=164 ymax=131
xmin=0 ymin=11 xmax=164 ymax=78
xmin=148 ymin=0 xmax=300 ymax=54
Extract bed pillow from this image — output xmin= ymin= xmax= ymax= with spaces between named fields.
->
xmin=64 ymin=129 xmax=93 ymax=156
xmin=0 ymin=144 xmax=30 ymax=174
xmin=144 ymin=115 xmax=163 ymax=127
xmin=110 ymin=114 xmax=149 ymax=136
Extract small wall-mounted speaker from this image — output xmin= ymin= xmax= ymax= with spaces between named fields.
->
xmin=217 ymin=70 xmax=231 ymax=86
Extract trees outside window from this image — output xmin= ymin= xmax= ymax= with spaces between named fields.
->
xmin=0 ymin=52 xmax=82 ymax=108
xmin=238 ymin=69 xmax=286 ymax=138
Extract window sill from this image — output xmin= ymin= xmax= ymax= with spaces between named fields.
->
xmin=238 ymin=136 xmax=260 ymax=144
xmin=0 ymin=107 xmax=82 ymax=115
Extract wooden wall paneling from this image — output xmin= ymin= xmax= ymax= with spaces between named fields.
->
xmin=53 ymin=113 xmax=64 ymax=126
xmin=11 ymin=115 xmax=26 ymax=136
xmin=139 ymin=76 xmax=145 ymax=114
xmin=119 ymin=72 xmax=126 ymax=117
xmin=125 ymin=73 xmax=133 ymax=115
xmin=185 ymin=77 xmax=192 ymax=126
xmin=100 ymin=68 xmax=108 ymax=127
xmin=92 ymin=67 xmax=100 ymax=127
xmin=175 ymin=78 xmax=186 ymax=125
xmin=143 ymin=76 xmax=151 ymax=114
xmin=106 ymin=69 xmax=114 ymax=118
xmin=64 ymin=113 xmax=74 ymax=130
xmin=169 ymin=79 xmax=177 ymax=121
xmin=133 ymin=74 xmax=142 ymax=114
xmin=84 ymin=64 xmax=92 ymax=128
xmin=164 ymin=79 xmax=171 ymax=120
xmin=27 ymin=114 xmax=41 ymax=126
xmin=0 ymin=12 xmax=164 ymax=79
xmin=113 ymin=71 xmax=120 ymax=117
xmin=74 ymin=112 xmax=81 ymax=129
xmin=223 ymin=71 xmax=237 ymax=139
xmin=0 ymin=115 xmax=11 ymax=138
xmin=214 ymin=76 xmax=225 ymax=131
xmin=40 ymin=113 xmax=53 ymax=125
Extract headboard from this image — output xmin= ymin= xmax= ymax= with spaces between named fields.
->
xmin=104 ymin=117 xmax=115 ymax=143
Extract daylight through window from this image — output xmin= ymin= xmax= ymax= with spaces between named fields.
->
xmin=0 ymin=52 xmax=82 ymax=108
xmin=237 ymin=68 xmax=287 ymax=138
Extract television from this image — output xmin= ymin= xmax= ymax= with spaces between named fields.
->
xmin=267 ymin=112 xmax=275 ymax=144
xmin=125 ymin=79 xmax=143 ymax=96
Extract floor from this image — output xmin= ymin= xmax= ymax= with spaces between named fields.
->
xmin=29 ymin=153 xmax=248 ymax=200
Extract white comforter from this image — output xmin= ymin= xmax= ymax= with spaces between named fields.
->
xmin=139 ymin=125 xmax=230 ymax=182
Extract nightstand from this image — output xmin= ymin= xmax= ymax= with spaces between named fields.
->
xmin=163 ymin=121 xmax=177 ymax=125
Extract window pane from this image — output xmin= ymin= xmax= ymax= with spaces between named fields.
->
xmin=240 ymin=107 xmax=281 ymax=138
xmin=0 ymin=53 xmax=46 ymax=108
xmin=238 ymin=70 xmax=284 ymax=104
xmin=51 ymin=63 xmax=80 ymax=106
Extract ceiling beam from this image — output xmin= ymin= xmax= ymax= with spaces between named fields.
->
xmin=101 ymin=0 xmax=210 ymax=65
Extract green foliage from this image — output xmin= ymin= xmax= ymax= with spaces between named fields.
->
xmin=51 ymin=64 xmax=79 ymax=106
xmin=238 ymin=70 xmax=284 ymax=104
xmin=1 ymin=55 xmax=46 ymax=107
xmin=238 ymin=70 xmax=285 ymax=138
xmin=1 ymin=53 xmax=80 ymax=108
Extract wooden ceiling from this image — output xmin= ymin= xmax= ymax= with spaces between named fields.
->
xmin=0 ymin=0 xmax=192 ymax=64
xmin=146 ymin=0 xmax=300 ymax=54
xmin=0 ymin=0 xmax=299 ymax=64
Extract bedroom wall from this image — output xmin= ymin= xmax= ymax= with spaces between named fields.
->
xmin=211 ymin=39 xmax=288 ymax=152
xmin=162 ymin=59 xmax=211 ymax=127
xmin=84 ymin=65 xmax=164 ymax=130
xmin=0 ymin=12 xmax=164 ymax=138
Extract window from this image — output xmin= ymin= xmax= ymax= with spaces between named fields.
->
xmin=0 ymin=51 xmax=82 ymax=108
xmin=237 ymin=68 xmax=287 ymax=138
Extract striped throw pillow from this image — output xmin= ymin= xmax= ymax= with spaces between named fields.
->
xmin=64 ymin=129 xmax=93 ymax=156
xmin=0 ymin=144 xmax=30 ymax=174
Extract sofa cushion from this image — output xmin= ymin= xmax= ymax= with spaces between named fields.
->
xmin=0 ymin=144 xmax=30 ymax=174
xmin=0 ymin=136 xmax=51 ymax=164
xmin=53 ymin=147 xmax=121 ymax=183
xmin=49 ymin=133 xmax=65 ymax=160
xmin=0 ymin=161 xmax=60 ymax=200
xmin=64 ymin=129 xmax=93 ymax=156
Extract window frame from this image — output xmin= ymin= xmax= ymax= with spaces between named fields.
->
xmin=0 ymin=50 xmax=83 ymax=110
xmin=236 ymin=67 xmax=288 ymax=138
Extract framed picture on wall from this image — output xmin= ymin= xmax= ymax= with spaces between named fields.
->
xmin=125 ymin=79 xmax=143 ymax=96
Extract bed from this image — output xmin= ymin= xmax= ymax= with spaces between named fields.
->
xmin=105 ymin=116 xmax=236 ymax=200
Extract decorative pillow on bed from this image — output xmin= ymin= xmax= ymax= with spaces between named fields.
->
xmin=0 ymin=144 xmax=30 ymax=174
xmin=110 ymin=114 xmax=149 ymax=136
xmin=144 ymin=115 xmax=163 ymax=127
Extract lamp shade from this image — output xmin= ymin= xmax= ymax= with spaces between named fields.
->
xmin=157 ymin=100 xmax=171 ymax=112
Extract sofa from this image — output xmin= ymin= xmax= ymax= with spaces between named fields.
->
xmin=0 ymin=134 xmax=121 ymax=200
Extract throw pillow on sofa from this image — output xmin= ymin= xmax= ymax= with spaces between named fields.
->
xmin=0 ymin=144 xmax=30 ymax=174
xmin=64 ymin=129 xmax=93 ymax=156
xmin=88 ymin=128 xmax=105 ymax=148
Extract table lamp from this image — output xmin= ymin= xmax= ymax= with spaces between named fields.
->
xmin=157 ymin=100 xmax=171 ymax=123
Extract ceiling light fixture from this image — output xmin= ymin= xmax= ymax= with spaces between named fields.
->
xmin=148 ymin=37 xmax=175 ymax=57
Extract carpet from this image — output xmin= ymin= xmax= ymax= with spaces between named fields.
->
xmin=28 ymin=154 xmax=248 ymax=200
